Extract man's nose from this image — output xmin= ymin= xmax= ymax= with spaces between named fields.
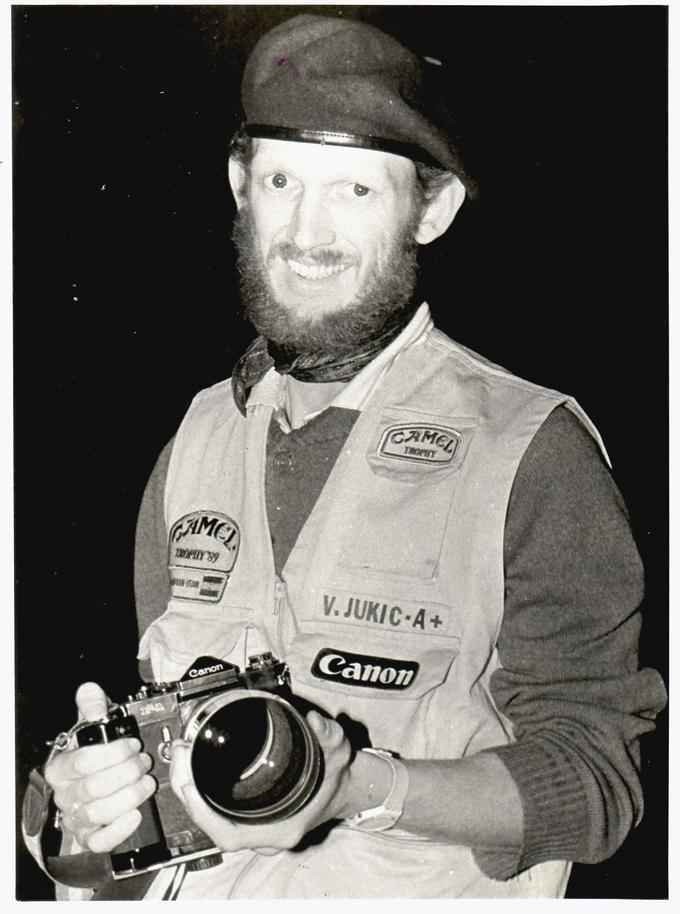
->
xmin=290 ymin=189 xmax=335 ymax=251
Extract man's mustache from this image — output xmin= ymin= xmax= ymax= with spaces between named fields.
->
xmin=270 ymin=240 xmax=355 ymax=268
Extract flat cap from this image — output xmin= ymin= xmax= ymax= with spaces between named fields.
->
xmin=241 ymin=14 xmax=471 ymax=188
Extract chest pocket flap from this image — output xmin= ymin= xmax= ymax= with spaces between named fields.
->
xmin=338 ymin=411 xmax=477 ymax=580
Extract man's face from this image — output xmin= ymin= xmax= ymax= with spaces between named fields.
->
xmin=230 ymin=139 xmax=423 ymax=351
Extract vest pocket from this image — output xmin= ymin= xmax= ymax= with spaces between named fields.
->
xmin=365 ymin=411 xmax=477 ymax=485
xmin=335 ymin=411 xmax=477 ymax=581
xmin=283 ymin=590 xmax=463 ymax=757
xmin=285 ymin=625 xmax=459 ymax=703
xmin=336 ymin=475 xmax=454 ymax=579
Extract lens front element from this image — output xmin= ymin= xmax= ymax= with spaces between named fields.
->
xmin=185 ymin=690 xmax=320 ymax=823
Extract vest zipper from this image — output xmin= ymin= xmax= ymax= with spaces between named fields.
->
xmin=273 ymin=577 xmax=284 ymax=615
xmin=273 ymin=576 xmax=286 ymax=657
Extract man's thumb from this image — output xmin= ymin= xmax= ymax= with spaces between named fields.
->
xmin=75 ymin=681 xmax=109 ymax=722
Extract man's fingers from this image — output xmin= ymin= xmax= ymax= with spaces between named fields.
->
xmin=180 ymin=782 xmax=233 ymax=837
xmin=75 ymin=682 xmax=109 ymax=723
xmin=80 ymin=775 xmax=157 ymax=828
xmin=51 ymin=752 xmax=149 ymax=822
xmin=168 ymin=739 xmax=191 ymax=799
xmin=59 ymin=773 xmax=156 ymax=839
xmin=307 ymin=711 xmax=345 ymax=750
xmin=46 ymin=737 xmax=142 ymax=786
xmin=306 ymin=710 xmax=330 ymax=741
xmin=84 ymin=809 xmax=143 ymax=855
xmin=80 ymin=752 xmax=153 ymax=800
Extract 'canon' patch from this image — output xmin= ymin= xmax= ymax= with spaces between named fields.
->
xmin=378 ymin=424 xmax=461 ymax=465
xmin=311 ymin=648 xmax=419 ymax=691
xmin=168 ymin=511 xmax=240 ymax=603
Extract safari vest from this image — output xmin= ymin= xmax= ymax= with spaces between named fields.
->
xmin=138 ymin=326 xmax=605 ymax=899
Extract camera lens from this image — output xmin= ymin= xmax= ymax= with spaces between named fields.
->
xmin=186 ymin=692 xmax=320 ymax=823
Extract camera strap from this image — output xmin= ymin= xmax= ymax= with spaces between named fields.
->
xmin=22 ymin=764 xmax=111 ymax=886
xmin=22 ymin=721 xmax=141 ymax=894
xmin=23 ymin=764 xmax=158 ymax=898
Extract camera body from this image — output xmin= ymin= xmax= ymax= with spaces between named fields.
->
xmin=76 ymin=653 xmax=321 ymax=879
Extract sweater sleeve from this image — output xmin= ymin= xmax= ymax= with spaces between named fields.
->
xmin=473 ymin=407 xmax=667 ymax=880
xmin=133 ymin=438 xmax=174 ymax=681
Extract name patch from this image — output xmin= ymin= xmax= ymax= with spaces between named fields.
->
xmin=378 ymin=424 xmax=461 ymax=465
xmin=316 ymin=589 xmax=453 ymax=637
xmin=312 ymin=648 xmax=419 ymax=691
xmin=168 ymin=511 xmax=240 ymax=603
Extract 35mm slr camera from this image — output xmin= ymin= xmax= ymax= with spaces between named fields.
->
xmin=76 ymin=653 xmax=321 ymax=879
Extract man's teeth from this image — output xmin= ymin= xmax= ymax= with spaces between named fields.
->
xmin=287 ymin=259 xmax=350 ymax=281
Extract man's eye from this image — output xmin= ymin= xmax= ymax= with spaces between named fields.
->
xmin=270 ymin=173 xmax=288 ymax=189
xmin=353 ymin=184 xmax=370 ymax=197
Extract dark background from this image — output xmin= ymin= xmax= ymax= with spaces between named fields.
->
xmin=13 ymin=4 xmax=668 ymax=901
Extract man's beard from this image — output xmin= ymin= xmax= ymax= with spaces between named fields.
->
xmin=232 ymin=207 xmax=420 ymax=355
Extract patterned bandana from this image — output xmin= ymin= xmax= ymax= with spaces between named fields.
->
xmin=231 ymin=302 xmax=418 ymax=416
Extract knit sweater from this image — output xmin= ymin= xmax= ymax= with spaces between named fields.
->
xmin=134 ymin=405 xmax=666 ymax=881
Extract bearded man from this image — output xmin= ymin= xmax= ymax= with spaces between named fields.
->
xmin=27 ymin=14 xmax=666 ymax=900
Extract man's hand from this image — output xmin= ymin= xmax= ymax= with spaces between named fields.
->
xmin=169 ymin=710 xmax=353 ymax=855
xmin=44 ymin=682 xmax=156 ymax=854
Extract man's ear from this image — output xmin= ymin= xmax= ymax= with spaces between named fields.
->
xmin=228 ymin=156 xmax=248 ymax=210
xmin=414 ymin=175 xmax=466 ymax=245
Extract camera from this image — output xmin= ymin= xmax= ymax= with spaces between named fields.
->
xmin=75 ymin=653 xmax=321 ymax=879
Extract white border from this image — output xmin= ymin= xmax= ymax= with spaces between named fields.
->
xmin=4 ymin=2 xmax=672 ymax=911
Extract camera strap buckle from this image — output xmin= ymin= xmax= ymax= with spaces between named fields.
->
xmin=46 ymin=719 xmax=98 ymax=764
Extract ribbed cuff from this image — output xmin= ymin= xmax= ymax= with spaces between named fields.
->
xmin=472 ymin=739 xmax=587 ymax=881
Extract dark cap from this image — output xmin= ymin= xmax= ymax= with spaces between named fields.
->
xmin=241 ymin=14 xmax=471 ymax=188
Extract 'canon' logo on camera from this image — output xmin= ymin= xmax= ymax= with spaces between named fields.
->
xmin=311 ymin=648 xmax=419 ymax=690
xmin=188 ymin=662 xmax=226 ymax=678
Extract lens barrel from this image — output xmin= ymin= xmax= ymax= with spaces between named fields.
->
xmin=184 ymin=690 xmax=321 ymax=823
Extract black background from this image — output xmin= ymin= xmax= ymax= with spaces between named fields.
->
xmin=13 ymin=4 xmax=668 ymax=901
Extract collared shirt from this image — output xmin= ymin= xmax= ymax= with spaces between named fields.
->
xmin=246 ymin=302 xmax=434 ymax=432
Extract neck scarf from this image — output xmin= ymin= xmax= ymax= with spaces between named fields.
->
xmin=231 ymin=303 xmax=418 ymax=416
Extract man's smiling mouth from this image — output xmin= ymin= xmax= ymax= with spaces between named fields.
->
xmin=286 ymin=259 xmax=352 ymax=281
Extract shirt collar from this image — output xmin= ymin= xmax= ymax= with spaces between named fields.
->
xmin=246 ymin=302 xmax=434 ymax=431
